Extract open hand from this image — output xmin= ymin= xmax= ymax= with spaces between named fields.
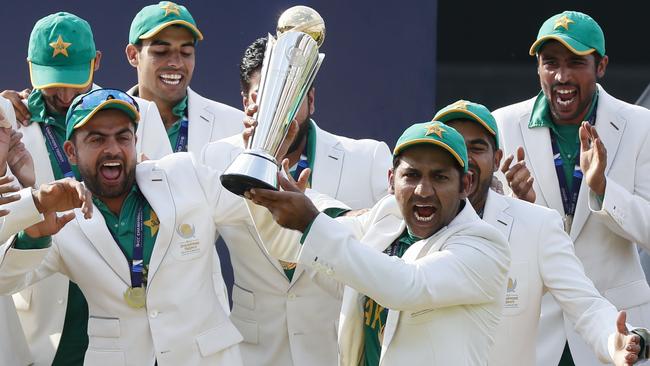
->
xmin=610 ymin=311 xmax=641 ymax=365
xmin=24 ymin=211 xmax=76 ymax=238
xmin=501 ymin=146 xmax=536 ymax=203
xmin=245 ymin=167 xmax=318 ymax=232
xmin=580 ymin=122 xmax=607 ymax=196
xmin=0 ymin=175 xmax=21 ymax=217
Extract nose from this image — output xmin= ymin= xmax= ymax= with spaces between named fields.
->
xmin=554 ymin=65 xmax=571 ymax=84
xmin=414 ymin=179 xmax=435 ymax=198
xmin=102 ymin=137 xmax=122 ymax=156
xmin=167 ymin=51 xmax=182 ymax=69
xmin=57 ymin=88 xmax=79 ymax=105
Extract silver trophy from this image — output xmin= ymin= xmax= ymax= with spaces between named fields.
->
xmin=220 ymin=6 xmax=325 ymax=196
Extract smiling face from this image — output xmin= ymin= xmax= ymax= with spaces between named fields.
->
xmin=389 ymin=145 xmax=470 ymax=238
xmin=537 ymin=40 xmax=608 ymax=125
xmin=447 ymin=119 xmax=502 ymax=211
xmin=64 ymin=109 xmax=137 ymax=200
xmin=127 ymin=25 xmax=195 ymax=106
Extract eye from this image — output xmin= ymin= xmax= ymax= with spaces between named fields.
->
xmin=434 ymin=174 xmax=449 ymax=182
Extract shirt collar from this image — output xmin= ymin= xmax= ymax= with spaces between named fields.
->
xmin=27 ymin=89 xmax=65 ymax=127
xmin=529 ymin=89 xmax=599 ymax=130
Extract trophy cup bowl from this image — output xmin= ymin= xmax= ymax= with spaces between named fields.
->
xmin=220 ymin=7 xmax=325 ymax=196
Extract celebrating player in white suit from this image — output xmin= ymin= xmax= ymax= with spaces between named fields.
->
xmin=493 ymin=11 xmax=650 ymax=366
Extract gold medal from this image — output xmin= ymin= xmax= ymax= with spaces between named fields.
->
xmin=279 ymin=260 xmax=297 ymax=271
xmin=124 ymin=286 xmax=146 ymax=308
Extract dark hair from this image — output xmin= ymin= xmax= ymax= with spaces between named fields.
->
xmin=239 ymin=37 xmax=267 ymax=94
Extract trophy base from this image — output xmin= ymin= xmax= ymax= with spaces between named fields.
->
xmin=220 ymin=150 xmax=279 ymax=197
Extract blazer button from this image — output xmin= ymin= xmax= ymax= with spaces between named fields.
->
xmin=149 ymin=310 xmax=159 ymax=318
xmin=288 ymin=293 xmax=296 ymax=301
xmin=326 ymin=268 xmax=334 ymax=276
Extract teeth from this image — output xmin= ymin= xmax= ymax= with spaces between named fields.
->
xmin=103 ymin=162 xmax=121 ymax=167
xmin=556 ymin=96 xmax=575 ymax=106
xmin=414 ymin=211 xmax=434 ymax=222
xmin=161 ymin=74 xmax=181 ymax=80
xmin=556 ymin=89 xmax=575 ymax=95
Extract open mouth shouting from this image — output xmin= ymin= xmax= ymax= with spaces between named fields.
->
xmin=553 ymin=85 xmax=578 ymax=109
xmin=413 ymin=204 xmax=436 ymax=222
xmin=99 ymin=160 xmax=123 ymax=184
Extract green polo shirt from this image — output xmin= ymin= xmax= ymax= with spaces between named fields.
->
xmin=528 ymin=91 xmax=598 ymax=190
xmin=14 ymin=185 xmax=158 ymax=365
xmin=360 ymin=230 xmax=419 ymax=366
xmin=166 ymin=96 xmax=189 ymax=151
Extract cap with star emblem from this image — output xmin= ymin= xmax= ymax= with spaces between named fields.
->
xmin=129 ymin=1 xmax=203 ymax=45
xmin=393 ymin=121 xmax=468 ymax=172
xmin=28 ymin=12 xmax=96 ymax=89
xmin=434 ymin=100 xmax=499 ymax=147
xmin=529 ymin=11 xmax=605 ymax=56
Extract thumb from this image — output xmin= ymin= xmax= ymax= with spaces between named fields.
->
xmin=56 ymin=212 xmax=76 ymax=229
xmin=297 ymin=168 xmax=311 ymax=192
xmin=579 ymin=123 xmax=590 ymax=152
xmin=616 ymin=311 xmax=629 ymax=335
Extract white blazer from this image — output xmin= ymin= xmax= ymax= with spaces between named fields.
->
xmin=248 ymin=196 xmax=511 ymax=366
xmin=0 ymin=187 xmax=44 ymax=366
xmin=493 ymin=84 xmax=650 ymax=365
xmin=202 ymin=125 xmax=390 ymax=366
xmin=0 ymin=153 xmax=247 ymax=366
xmin=134 ymin=87 xmax=243 ymax=160
xmin=482 ymin=190 xmax=621 ymax=365
xmin=8 ymin=95 xmax=167 ymax=366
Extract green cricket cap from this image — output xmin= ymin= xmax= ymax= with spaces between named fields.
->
xmin=129 ymin=1 xmax=203 ymax=44
xmin=393 ymin=121 xmax=468 ymax=172
xmin=529 ymin=11 xmax=605 ymax=56
xmin=65 ymin=89 xmax=140 ymax=140
xmin=28 ymin=12 xmax=97 ymax=89
xmin=434 ymin=100 xmax=499 ymax=148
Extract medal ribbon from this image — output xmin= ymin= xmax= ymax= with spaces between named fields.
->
xmin=40 ymin=122 xmax=75 ymax=178
xmin=174 ymin=119 xmax=189 ymax=153
xmin=549 ymin=109 xmax=597 ymax=216
xmin=131 ymin=203 xmax=145 ymax=288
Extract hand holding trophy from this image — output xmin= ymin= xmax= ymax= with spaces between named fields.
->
xmin=220 ymin=6 xmax=325 ymax=196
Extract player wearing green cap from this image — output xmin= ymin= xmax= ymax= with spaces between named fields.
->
xmin=0 ymin=87 xmax=287 ymax=365
xmin=493 ymin=10 xmax=650 ymax=366
xmin=125 ymin=1 xmax=243 ymax=159
xmin=245 ymin=121 xmax=511 ymax=366
xmin=0 ymin=12 xmax=165 ymax=366
xmin=437 ymin=100 xmax=644 ymax=366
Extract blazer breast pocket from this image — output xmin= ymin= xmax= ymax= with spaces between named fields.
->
xmin=502 ymin=261 xmax=529 ymax=316
xmin=87 ymin=316 xmax=121 ymax=350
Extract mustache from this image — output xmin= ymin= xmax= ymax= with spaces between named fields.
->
xmin=97 ymin=154 xmax=124 ymax=165
xmin=551 ymin=82 xmax=578 ymax=91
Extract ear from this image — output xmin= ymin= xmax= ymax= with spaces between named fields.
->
xmin=93 ymin=51 xmax=102 ymax=71
xmin=388 ymin=167 xmax=395 ymax=195
xmin=459 ymin=172 xmax=471 ymax=199
xmin=125 ymin=44 xmax=139 ymax=68
xmin=241 ymin=91 xmax=248 ymax=110
xmin=596 ymin=55 xmax=608 ymax=79
xmin=63 ymin=140 xmax=78 ymax=165
xmin=307 ymin=87 xmax=315 ymax=115
xmin=493 ymin=148 xmax=503 ymax=172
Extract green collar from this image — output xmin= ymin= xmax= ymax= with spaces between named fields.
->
xmin=529 ymin=90 xmax=599 ymax=130
xmin=172 ymin=95 xmax=188 ymax=119
xmin=402 ymin=229 xmax=421 ymax=245
xmin=27 ymin=89 xmax=66 ymax=128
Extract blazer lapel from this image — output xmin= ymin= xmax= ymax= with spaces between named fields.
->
xmin=570 ymin=86 xmax=626 ymax=239
xmin=519 ymin=116 xmax=564 ymax=214
xmin=136 ymin=164 xmax=176 ymax=288
xmin=187 ymin=88 xmax=215 ymax=156
xmin=76 ymin=206 xmax=131 ymax=285
xmin=483 ymin=190 xmax=514 ymax=241
xmin=311 ymin=123 xmax=344 ymax=198
xmin=24 ymin=125 xmax=55 ymax=186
